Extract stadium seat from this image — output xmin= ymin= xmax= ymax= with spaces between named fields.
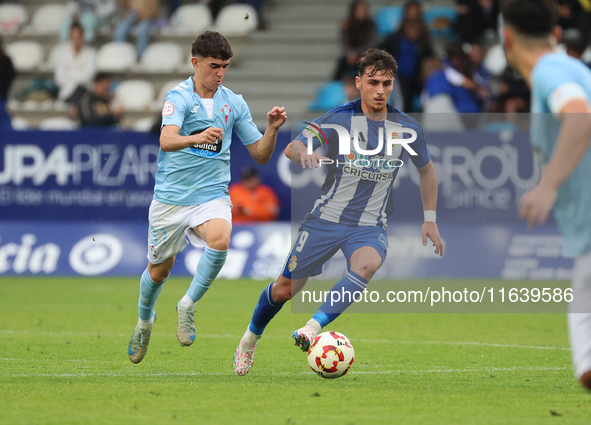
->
xmin=156 ymin=79 xmax=184 ymax=107
xmin=132 ymin=117 xmax=156 ymax=132
xmin=164 ymin=4 xmax=212 ymax=35
xmin=483 ymin=44 xmax=507 ymax=77
xmin=114 ymin=80 xmax=155 ymax=111
xmin=484 ymin=121 xmax=519 ymax=133
xmin=307 ymin=81 xmax=346 ymax=112
xmin=422 ymin=94 xmax=464 ymax=131
xmin=215 ymin=4 xmax=258 ymax=37
xmin=11 ymin=116 xmax=30 ymax=130
xmin=177 ymin=51 xmax=195 ymax=73
xmin=424 ymin=6 xmax=456 ymax=38
xmin=138 ymin=42 xmax=183 ymax=72
xmin=23 ymin=3 xmax=67 ymax=34
xmin=96 ymin=42 xmax=137 ymax=72
xmin=46 ymin=42 xmax=69 ymax=71
xmin=5 ymin=41 xmax=44 ymax=71
xmin=39 ymin=117 xmax=78 ymax=130
xmin=374 ymin=6 xmax=403 ymax=37
xmin=0 ymin=3 xmax=28 ymax=34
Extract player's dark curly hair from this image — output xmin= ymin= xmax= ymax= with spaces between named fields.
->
xmin=357 ymin=48 xmax=398 ymax=78
xmin=191 ymin=31 xmax=233 ymax=60
xmin=501 ymin=0 xmax=558 ymax=37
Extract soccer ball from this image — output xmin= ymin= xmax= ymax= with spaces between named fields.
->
xmin=307 ymin=331 xmax=355 ymax=379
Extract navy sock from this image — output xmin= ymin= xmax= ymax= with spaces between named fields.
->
xmin=312 ymin=270 xmax=368 ymax=328
xmin=248 ymin=282 xmax=285 ymax=335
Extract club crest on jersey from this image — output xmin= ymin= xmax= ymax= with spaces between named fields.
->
xmin=288 ymin=255 xmax=298 ymax=272
xmin=222 ymin=104 xmax=232 ymax=124
xmin=162 ymin=102 xmax=175 ymax=117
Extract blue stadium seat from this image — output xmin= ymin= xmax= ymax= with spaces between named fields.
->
xmin=308 ymin=81 xmax=347 ymax=112
xmin=424 ymin=6 xmax=457 ymax=38
xmin=374 ymin=6 xmax=404 ymax=37
xmin=484 ymin=121 xmax=519 ymax=133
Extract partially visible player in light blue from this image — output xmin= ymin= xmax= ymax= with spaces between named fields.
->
xmin=502 ymin=0 xmax=591 ymax=390
xmin=128 ymin=31 xmax=287 ymax=364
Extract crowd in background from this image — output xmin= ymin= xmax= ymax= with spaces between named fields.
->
xmin=2 ymin=0 xmax=591 ymax=130
xmin=332 ymin=0 xmax=591 ymax=115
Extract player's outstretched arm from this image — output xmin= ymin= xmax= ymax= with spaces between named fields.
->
xmin=519 ymin=99 xmax=591 ymax=229
xmin=160 ymin=125 xmax=223 ymax=152
xmin=285 ymin=140 xmax=329 ymax=169
xmin=246 ymin=106 xmax=287 ymax=164
xmin=418 ymin=160 xmax=443 ymax=256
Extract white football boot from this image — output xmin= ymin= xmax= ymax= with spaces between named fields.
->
xmin=291 ymin=319 xmax=321 ymax=352
xmin=176 ymin=301 xmax=196 ymax=346
xmin=128 ymin=313 xmax=156 ymax=364
xmin=233 ymin=328 xmax=262 ymax=376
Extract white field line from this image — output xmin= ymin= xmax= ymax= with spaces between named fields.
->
xmin=358 ymin=339 xmax=572 ymax=351
xmin=0 ymin=366 xmax=571 ymax=379
xmin=1 ymin=330 xmax=570 ymax=351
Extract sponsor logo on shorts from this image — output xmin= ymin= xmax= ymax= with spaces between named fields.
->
xmin=378 ymin=234 xmax=388 ymax=248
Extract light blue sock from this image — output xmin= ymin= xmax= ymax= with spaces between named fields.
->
xmin=138 ymin=268 xmax=166 ymax=321
xmin=312 ymin=270 xmax=368 ymax=328
xmin=186 ymin=247 xmax=228 ymax=302
xmin=248 ymin=282 xmax=285 ymax=335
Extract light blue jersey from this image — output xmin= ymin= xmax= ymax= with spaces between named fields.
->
xmin=156 ymin=76 xmax=263 ymax=206
xmin=531 ymin=51 xmax=591 ymax=257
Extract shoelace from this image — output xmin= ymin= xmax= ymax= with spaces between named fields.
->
xmin=133 ymin=328 xmax=149 ymax=350
xmin=179 ymin=308 xmax=195 ymax=332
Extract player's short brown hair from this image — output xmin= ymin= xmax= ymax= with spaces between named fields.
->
xmin=191 ymin=31 xmax=233 ymax=60
xmin=357 ymin=48 xmax=398 ymax=78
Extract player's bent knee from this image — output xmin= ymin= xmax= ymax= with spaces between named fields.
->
xmin=208 ymin=233 xmax=231 ymax=251
xmin=271 ymin=279 xmax=292 ymax=303
xmin=149 ymin=269 xmax=169 ymax=283
xmin=580 ymin=371 xmax=591 ymax=390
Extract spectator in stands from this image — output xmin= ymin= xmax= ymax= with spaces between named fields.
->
xmin=113 ymin=0 xmax=159 ymax=59
xmin=421 ymin=46 xmax=489 ymax=114
xmin=60 ymin=0 xmax=117 ymax=44
xmin=565 ymin=38 xmax=591 ymax=67
xmin=455 ymin=0 xmax=500 ymax=43
xmin=68 ymin=72 xmax=125 ymax=127
xmin=55 ymin=22 xmax=97 ymax=102
xmin=230 ymin=166 xmax=280 ymax=223
xmin=488 ymin=66 xmax=530 ymax=116
xmin=558 ymin=0 xmax=591 ymax=51
xmin=0 ymin=36 xmax=15 ymax=130
xmin=380 ymin=1 xmax=432 ymax=112
xmin=333 ymin=0 xmax=376 ymax=81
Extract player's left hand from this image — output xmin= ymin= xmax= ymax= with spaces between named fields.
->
xmin=422 ymin=222 xmax=444 ymax=256
xmin=267 ymin=106 xmax=287 ymax=129
xmin=518 ymin=182 xmax=558 ymax=230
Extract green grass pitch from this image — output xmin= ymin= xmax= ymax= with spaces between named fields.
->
xmin=1 ymin=276 xmax=590 ymax=424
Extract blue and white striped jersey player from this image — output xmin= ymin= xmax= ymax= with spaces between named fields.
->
xmin=128 ymin=31 xmax=286 ymax=364
xmin=502 ymin=0 xmax=591 ymax=390
xmin=234 ymin=49 xmax=444 ymax=375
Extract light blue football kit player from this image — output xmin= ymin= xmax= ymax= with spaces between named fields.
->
xmin=128 ymin=31 xmax=286 ymax=364
xmin=234 ymin=49 xmax=444 ymax=375
xmin=501 ymin=0 xmax=591 ymax=389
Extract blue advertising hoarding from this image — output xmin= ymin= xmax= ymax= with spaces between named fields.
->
xmin=0 ymin=222 xmax=572 ymax=279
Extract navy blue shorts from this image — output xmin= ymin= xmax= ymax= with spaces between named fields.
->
xmin=281 ymin=217 xmax=388 ymax=280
